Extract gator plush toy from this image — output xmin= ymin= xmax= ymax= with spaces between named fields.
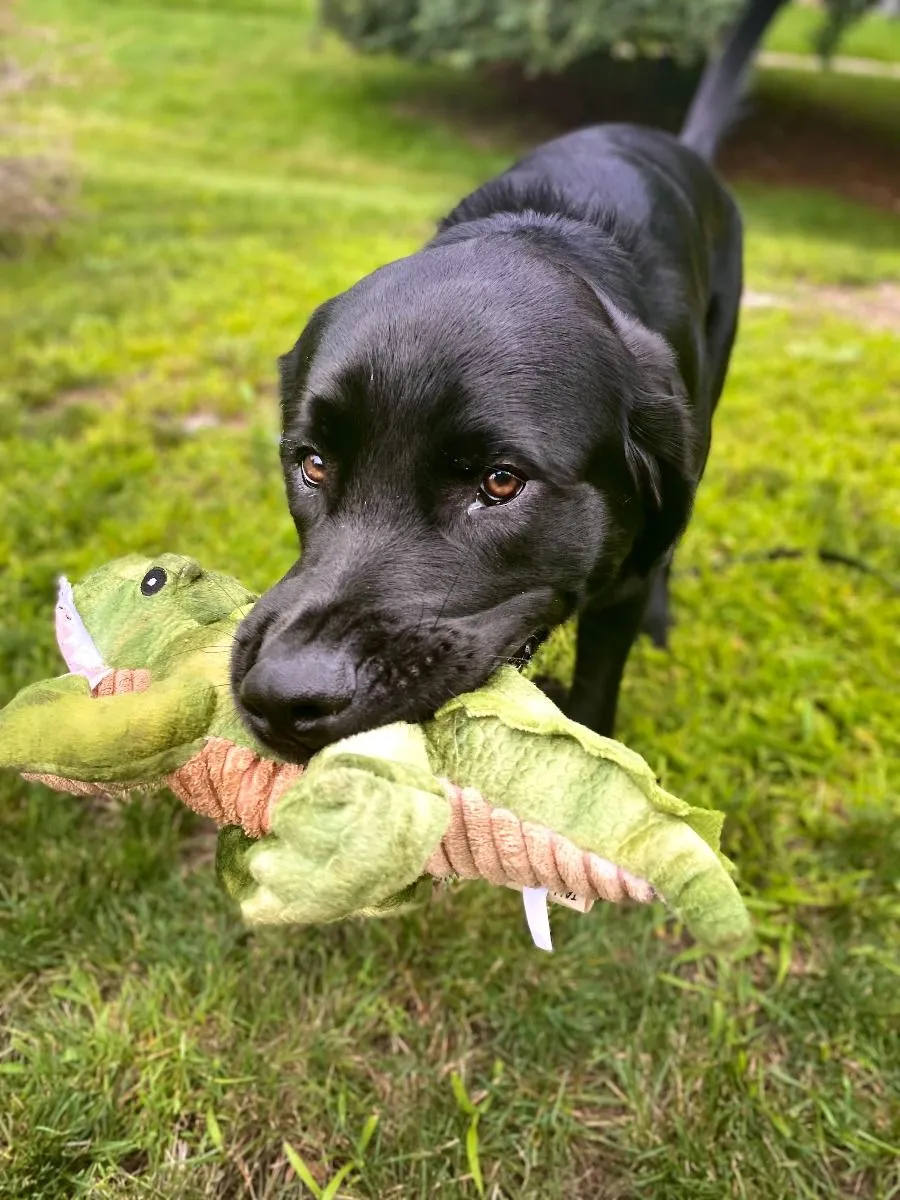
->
xmin=0 ymin=554 xmax=752 ymax=952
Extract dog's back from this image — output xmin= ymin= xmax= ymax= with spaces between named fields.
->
xmin=434 ymin=122 xmax=743 ymax=470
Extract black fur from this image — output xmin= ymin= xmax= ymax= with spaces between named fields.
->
xmin=231 ymin=1 xmax=783 ymax=760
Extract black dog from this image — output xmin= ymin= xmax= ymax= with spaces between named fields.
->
xmin=232 ymin=0 xmax=784 ymax=761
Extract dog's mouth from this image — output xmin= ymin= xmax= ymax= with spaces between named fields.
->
xmin=507 ymin=629 xmax=549 ymax=672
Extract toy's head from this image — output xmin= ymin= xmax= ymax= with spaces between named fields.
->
xmin=56 ymin=554 xmax=257 ymax=682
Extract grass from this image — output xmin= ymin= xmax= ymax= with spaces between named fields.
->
xmin=756 ymin=67 xmax=900 ymax=140
xmin=765 ymin=2 xmax=900 ymax=65
xmin=1 ymin=1 xmax=899 ymax=1196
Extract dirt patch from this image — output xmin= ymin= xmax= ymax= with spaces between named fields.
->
xmin=744 ymin=281 xmax=900 ymax=332
xmin=1 ymin=14 xmax=78 ymax=254
xmin=177 ymin=410 xmax=251 ymax=434
xmin=808 ymin=281 xmax=900 ymax=331
xmin=759 ymin=50 xmax=900 ymax=80
xmin=49 ymin=381 xmax=123 ymax=411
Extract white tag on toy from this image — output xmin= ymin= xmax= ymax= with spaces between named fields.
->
xmin=522 ymin=887 xmax=553 ymax=952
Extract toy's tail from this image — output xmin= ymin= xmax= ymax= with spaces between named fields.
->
xmin=680 ymin=0 xmax=789 ymax=162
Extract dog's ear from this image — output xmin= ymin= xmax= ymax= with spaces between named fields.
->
xmin=600 ymin=299 xmax=699 ymax=577
xmin=277 ymin=299 xmax=336 ymax=409
xmin=277 ymin=342 xmax=303 ymax=402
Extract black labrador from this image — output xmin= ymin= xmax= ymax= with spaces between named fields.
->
xmin=231 ymin=0 xmax=782 ymax=761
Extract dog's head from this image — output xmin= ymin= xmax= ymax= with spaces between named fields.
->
xmin=232 ymin=237 xmax=697 ymax=759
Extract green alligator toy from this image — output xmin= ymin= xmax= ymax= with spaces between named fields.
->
xmin=0 ymin=554 xmax=752 ymax=952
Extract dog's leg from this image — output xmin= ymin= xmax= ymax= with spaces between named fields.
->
xmin=567 ymin=583 xmax=653 ymax=737
xmin=640 ymin=560 xmax=672 ymax=650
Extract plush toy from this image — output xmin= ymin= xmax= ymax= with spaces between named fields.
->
xmin=0 ymin=554 xmax=752 ymax=952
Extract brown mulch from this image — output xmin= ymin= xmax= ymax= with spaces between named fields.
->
xmin=718 ymin=95 xmax=900 ymax=214
xmin=512 ymin=66 xmax=900 ymax=213
xmin=397 ymin=59 xmax=900 ymax=215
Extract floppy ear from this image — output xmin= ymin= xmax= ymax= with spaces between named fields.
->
xmin=601 ymin=300 xmax=699 ymax=577
xmin=277 ymin=299 xmax=336 ymax=408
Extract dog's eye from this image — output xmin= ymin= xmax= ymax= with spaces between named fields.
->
xmin=479 ymin=468 xmax=525 ymax=505
xmin=299 ymin=451 xmax=327 ymax=488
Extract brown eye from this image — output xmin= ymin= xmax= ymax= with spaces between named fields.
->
xmin=300 ymin=451 xmax=327 ymax=487
xmin=479 ymin=467 xmax=525 ymax=505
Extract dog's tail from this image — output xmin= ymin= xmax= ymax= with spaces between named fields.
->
xmin=680 ymin=0 xmax=789 ymax=162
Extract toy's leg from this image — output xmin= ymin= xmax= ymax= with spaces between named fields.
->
xmin=0 ymin=673 xmax=215 ymax=783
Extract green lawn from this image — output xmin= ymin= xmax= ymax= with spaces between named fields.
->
xmin=1 ymin=2 xmax=899 ymax=1197
xmin=766 ymin=2 xmax=900 ymax=64
xmin=756 ymin=66 xmax=900 ymax=140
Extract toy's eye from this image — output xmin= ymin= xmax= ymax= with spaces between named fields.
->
xmin=141 ymin=567 xmax=168 ymax=596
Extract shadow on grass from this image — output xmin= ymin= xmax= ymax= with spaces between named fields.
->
xmin=349 ymin=52 xmax=900 ymax=239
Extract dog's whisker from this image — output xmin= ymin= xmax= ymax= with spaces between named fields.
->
xmin=431 ymin=561 xmax=468 ymax=634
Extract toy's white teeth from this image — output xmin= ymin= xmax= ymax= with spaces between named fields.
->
xmin=55 ymin=576 xmax=112 ymax=689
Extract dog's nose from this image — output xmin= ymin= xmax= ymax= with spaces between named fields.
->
xmin=239 ymin=646 xmax=356 ymax=749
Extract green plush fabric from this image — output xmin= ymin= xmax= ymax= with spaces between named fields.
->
xmin=218 ymin=671 xmax=751 ymax=950
xmin=0 ymin=554 xmax=265 ymax=782
xmin=73 ymin=553 xmax=256 ymax=675
xmin=425 ymin=668 xmax=748 ymax=951
xmin=0 ymin=555 xmax=753 ymax=952
xmin=221 ymin=727 xmax=449 ymax=925
xmin=0 ymin=671 xmax=214 ymax=782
